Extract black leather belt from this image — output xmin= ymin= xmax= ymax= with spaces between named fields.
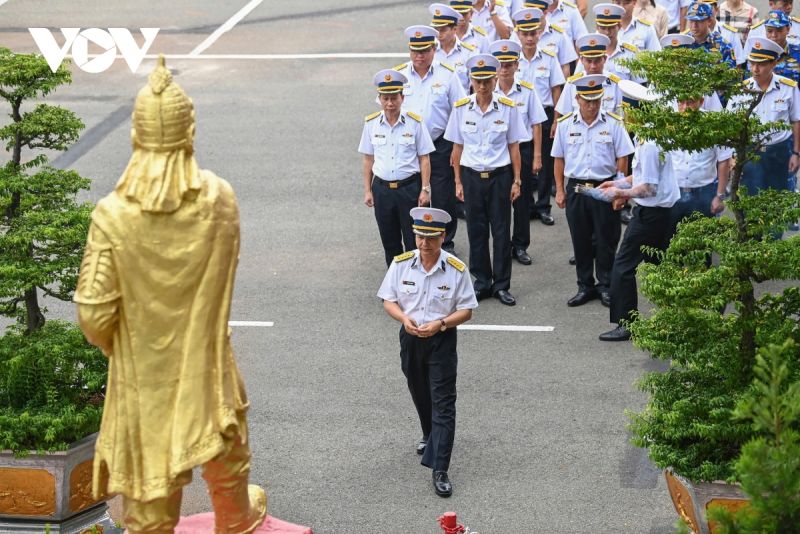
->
xmin=465 ymin=166 xmax=508 ymax=179
xmin=373 ymin=173 xmax=420 ymax=189
xmin=567 ymin=176 xmax=615 ymax=186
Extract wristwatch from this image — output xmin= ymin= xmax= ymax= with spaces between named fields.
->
xmin=513 ymin=178 xmax=522 ymax=186
xmin=422 ymin=185 xmax=431 ymax=193
xmin=440 ymin=319 xmax=447 ymax=332
xmin=717 ymin=192 xmax=729 ymax=201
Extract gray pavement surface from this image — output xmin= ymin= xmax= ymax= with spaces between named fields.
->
xmin=0 ymin=0 xmax=776 ymax=532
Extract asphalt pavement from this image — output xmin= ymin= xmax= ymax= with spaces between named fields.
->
xmin=0 ymin=0 xmax=776 ymax=532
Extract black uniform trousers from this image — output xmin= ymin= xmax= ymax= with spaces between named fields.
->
xmin=372 ymin=174 xmax=420 ymax=267
xmin=512 ymin=140 xmax=534 ymax=251
xmin=400 ymin=327 xmax=458 ymax=472
xmin=462 ymin=165 xmax=513 ymax=294
xmin=566 ymin=177 xmax=621 ymax=293
xmin=430 ymin=136 xmax=458 ymax=252
xmin=610 ymin=205 xmax=672 ymax=324
xmin=533 ymin=106 xmax=555 ymax=216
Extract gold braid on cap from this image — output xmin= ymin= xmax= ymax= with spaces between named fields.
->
xmin=133 ymin=55 xmax=195 ymax=152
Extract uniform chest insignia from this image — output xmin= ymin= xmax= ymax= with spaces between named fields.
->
xmin=437 ymin=285 xmax=450 ymax=291
xmin=402 ymin=132 xmax=414 ymax=137
xmin=394 ymin=251 xmax=415 ymax=263
xmin=494 ymin=119 xmax=506 ymax=124
xmin=374 ymin=134 xmax=386 ymax=138
xmin=599 ymin=130 xmax=609 ymax=136
xmin=516 ymin=102 xmax=525 ymax=107
xmin=402 ymin=280 xmax=416 ymax=286
xmin=569 ymin=132 xmax=581 ymax=136
xmin=432 ymin=82 xmax=443 ymax=88
xmin=446 ymin=256 xmax=465 ymax=272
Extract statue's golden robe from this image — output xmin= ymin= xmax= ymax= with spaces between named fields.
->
xmin=75 ymin=169 xmax=249 ymax=503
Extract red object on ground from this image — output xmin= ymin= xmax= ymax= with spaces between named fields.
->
xmin=438 ymin=511 xmax=466 ymax=534
xmin=174 ymin=514 xmax=313 ymax=533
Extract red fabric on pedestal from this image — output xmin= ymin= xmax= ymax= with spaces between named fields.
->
xmin=174 ymin=513 xmax=313 ymax=533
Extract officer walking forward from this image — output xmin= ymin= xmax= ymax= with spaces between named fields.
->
xmin=552 ymin=74 xmax=635 ymax=307
xmin=377 ymin=207 xmax=478 ymax=498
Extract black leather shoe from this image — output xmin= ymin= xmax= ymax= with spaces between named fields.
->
xmin=621 ymin=209 xmax=633 ymax=225
xmin=539 ymin=212 xmax=555 ymax=226
xmin=599 ymin=324 xmax=631 ymax=341
xmin=568 ymin=256 xmax=576 ymax=265
xmin=494 ymin=289 xmax=516 ymax=306
xmin=475 ymin=289 xmax=492 ymax=301
xmin=432 ymin=470 xmax=453 ymax=497
xmin=416 ymin=436 xmax=428 ymax=455
xmin=567 ymin=290 xmax=597 ymax=307
xmin=512 ymin=248 xmax=532 ymax=265
xmin=600 ymin=291 xmax=611 ymax=308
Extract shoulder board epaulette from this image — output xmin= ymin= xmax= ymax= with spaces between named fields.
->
xmin=722 ymin=23 xmax=738 ymax=33
xmin=750 ymin=20 xmax=765 ymax=30
xmin=550 ymin=23 xmax=565 ymax=33
xmin=562 ymin=0 xmax=577 ymax=8
xmin=365 ymin=111 xmax=381 ymax=122
xmin=440 ymin=61 xmax=455 ymax=72
xmin=455 ymin=97 xmax=471 ymax=107
xmin=519 ymin=79 xmax=534 ymax=90
xmin=541 ymin=48 xmax=557 ymax=57
xmin=622 ymin=42 xmax=638 ymax=53
xmin=406 ymin=111 xmax=422 ymax=122
xmin=636 ymin=18 xmax=652 ymax=26
xmin=474 ymin=25 xmax=487 ymax=36
xmin=608 ymin=73 xmax=621 ymax=84
xmin=792 ymin=15 xmax=800 ymax=24
xmin=495 ymin=0 xmax=506 ymax=6
xmin=557 ymin=112 xmax=573 ymax=123
xmin=499 ymin=96 xmax=515 ymax=106
xmin=607 ymin=112 xmax=622 ymax=121
xmin=567 ymin=72 xmax=584 ymax=82
xmin=394 ymin=251 xmax=415 ymax=263
xmin=780 ymin=76 xmax=798 ymax=87
xmin=392 ymin=62 xmax=408 ymax=71
xmin=446 ymin=256 xmax=465 ymax=272
xmin=461 ymin=41 xmax=476 ymax=51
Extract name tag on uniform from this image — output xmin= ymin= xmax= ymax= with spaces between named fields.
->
xmin=372 ymin=134 xmax=387 ymax=145
xmin=568 ymin=132 xmax=583 ymax=144
xmin=403 ymin=84 xmax=413 ymax=96
xmin=400 ymin=280 xmax=418 ymax=294
xmin=464 ymin=120 xmax=478 ymax=133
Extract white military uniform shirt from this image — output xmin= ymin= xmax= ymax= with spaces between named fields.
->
xmin=573 ymin=44 xmax=644 ymax=82
xmin=459 ymin=24 xmax=491 ymax=53
xmin=727 ymin=74 xmax=800 ymax=145
xmin=619 ymin=18 xmax=662 ymax=51
xmin=394 ymin=62 xmax=468 ymax=141
xmin=494 ymin=81 xmax=548 ymax=141
xmin=750 ymin=17 xmax=800 ymax=47
xmin=512 ymin=23 xmax=580 ymax=67
xmin=655 ymin=0 xmax=693 ymax=31
xmin=669 ymin=145 xmax=733 ymax=188
xmin=444 ymin=93 xmax=530 ymax=170
xmin=471 ymin=1 xmax=514 ymax=42
xmin=377 ymin=250 xmax=479 ymax=326
xmin=551 ymin=110 xmax=635 ymax=179
xmin=516 ymin=48 xmax=566 ymax=107
xmin=546 ymin=0 xmax=588 ymax=44
xmin=714 ymin=22 xmax=745 ymax=64
xmin=631 ymin=140 xmax=679 ymax=208
xmin=435 ymin=40 xmax=478 ymax=92
xmin=555 ymin=72 xmax=624 ymax=115
xmin=358 ymin=111 xmax=436 ymax=180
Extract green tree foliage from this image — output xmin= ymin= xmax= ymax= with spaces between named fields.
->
xmin=622 ymin=48 xmax=800 ymax=482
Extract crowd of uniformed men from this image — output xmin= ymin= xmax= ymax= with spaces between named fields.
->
xmin=361 ymin=0 xmax=800 ymax=498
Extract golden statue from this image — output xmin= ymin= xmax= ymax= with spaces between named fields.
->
xmin=74 ymin=56 xmax=267 ymax=534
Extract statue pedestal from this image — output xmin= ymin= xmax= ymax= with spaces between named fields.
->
xmin=176 ymin=513 xmax=313 ymax=533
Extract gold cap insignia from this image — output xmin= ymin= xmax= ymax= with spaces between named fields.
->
xmin=477 ymin=59 xmax=485 ymax=66
xmin=423 ymin=213 xmax=434 ymax=222
xmin=525 ymin=13 xmax=533 ymax=19
xmin=384 ymin=74 xmax=392 ymax=81
xmin=755 ymin=41 xmax=762 ymax=49
xmin=603 ymin=8 xmax=610 ymax=15
xmin=502 ymin=45 xmax=509 ymax=51
xmin=415 ymin=31 xmax=422 ymax=37
xmin=435 ymin=9 xmax=441 ymax=15
xmin=771 ymin=12 xmax=778 ymax=18
xmin=588 ymin=80 xmax=596 ymax=87
xmin=589 ymin=39 xmax=597 ymax=46
xmin=671 ymin=38 xmax=679 ymax=46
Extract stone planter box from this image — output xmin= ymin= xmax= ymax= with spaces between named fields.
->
xmin=0 ymin=433 xmax=117 ymax=533
xmin=665 ymin=468 xmax=749 ymax=534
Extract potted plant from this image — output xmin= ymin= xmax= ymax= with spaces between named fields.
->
xmin=0 ymin=47 xmax=112 ymax=532
xmin=619 ymin=48 xmax=800 ymax=533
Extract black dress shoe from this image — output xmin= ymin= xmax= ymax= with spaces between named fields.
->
xmin=416 ymin=436 xmax=428 ymax=455
xmin=432 ymin=470 xmax=453 ymax=497
xmin=539 ymin=212 xmax=555 ymax=226
xmin=494 ymin=289 xmax=516 ymax=306
xmin=512 ymin=248 xmax=532 ymax=265
xmin=567 ymin=290 xmax=598 ymax=307
xmin=568 ymin=256 xmax=576 ymax=265
xmin=600 ymin=291 xmax=611 ymax=308
xmin=599 ymin=324 xmax=631 ymax=341
xmin=475 ymin=289 xmax=492 ymax=301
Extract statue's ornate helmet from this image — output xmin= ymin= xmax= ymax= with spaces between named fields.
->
xmin=132 ymin=55 xmax=194 ymax=152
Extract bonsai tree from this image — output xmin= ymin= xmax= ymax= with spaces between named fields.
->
xmin=619 ymin=48 xmax=800 ymax=482
xmin=0 ymin=48 xmax=105 ymax=454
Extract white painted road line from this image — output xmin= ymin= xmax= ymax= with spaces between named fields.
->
xmin=229 ymin=321 xmax=274 ymax=327
xmin=64 ymin=53 xmax=408 ymax=60
xmin=189 ymin=0 xmax=264 ymax=56
xmin=458 ymin=325 xmax=555 ymax=332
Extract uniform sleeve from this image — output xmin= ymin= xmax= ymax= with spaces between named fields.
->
xmin=377 ymin=262 xmax=400 ymax=302
xmin=453 ymin=269 xmax=479 ymax=310
xmin=478 ymin=35 xmax=490 ymax=54
xmin=790 ymin=85 xmax=800 ymax=122
xmin=358 ymin=121 xmax=374 ymax=155
xmin=444 ymin=106 xmax=464 ymax=144
xmin=508 ymin=104 xmax=527 ymax=143
xmin=716 ymin=145 xmax=734 ymax=162
xmin=416 ymin=120 xmax=436 ymax=156
xmin=555 ymin=83 xmax=574 ymax=115
xmin=705 ymin=92 xmax=723 ymax=111
xmin=647 ymin=26 xmax=662 ymax=51
xmin=614 ymin=121 xmax=636 ymax=158
xmin=732 ymin=35 xmax=746 ymax=66
xmin=551 ymin=121 xmax=566 ymax=158
xmin=529 ymin=90 xmax=548 ymax=125
xmin=570 ymin=10 xmax=588 ymax=41
xmin=496 ymin=6 xmax=514 ymax=34
xmin=558 ymin=34 xmax=579 ymax=64
xmin=638 ymin=143 xmax=662 ymax=184
xmin=550 ymin=56 xmax=567 ymax=86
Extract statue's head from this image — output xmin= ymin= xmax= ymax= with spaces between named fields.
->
xmin=131 ymin=55 xmax=195 ymax=153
